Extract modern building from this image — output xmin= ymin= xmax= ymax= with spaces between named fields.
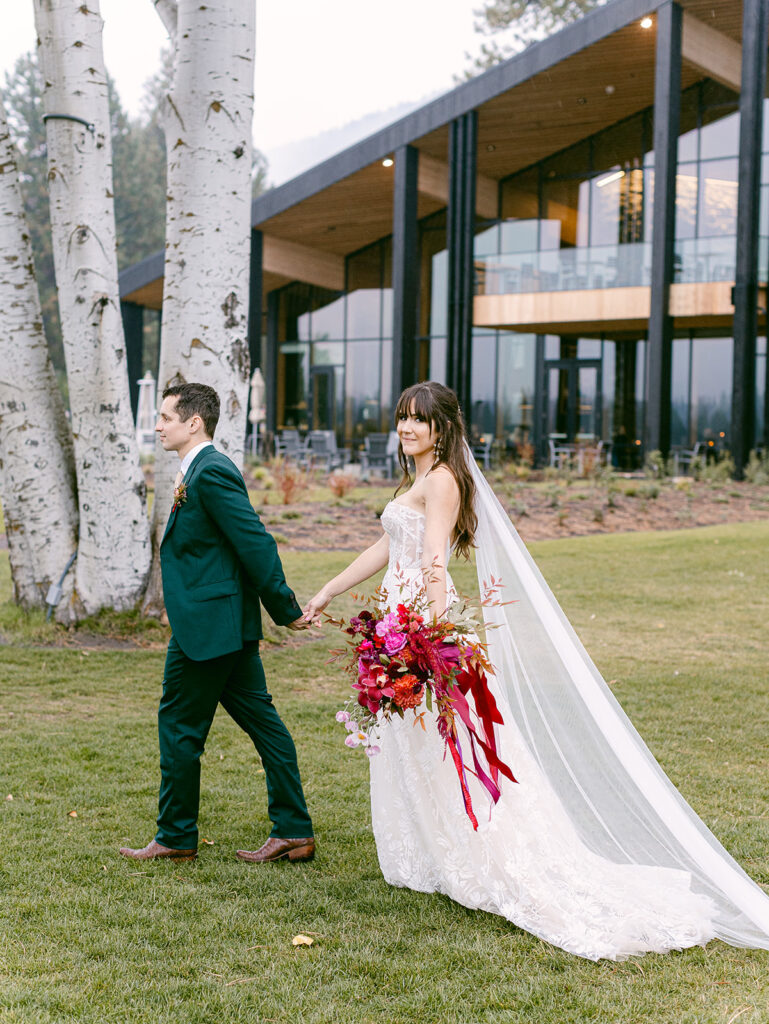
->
xmin=119 ymin=0 xmax=768 ymax=470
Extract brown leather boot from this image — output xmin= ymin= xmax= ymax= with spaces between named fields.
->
xmin=119 ymin=839 xmax=197 ymax=861
xmin=236 ymin=837 xmax=315 ymax=863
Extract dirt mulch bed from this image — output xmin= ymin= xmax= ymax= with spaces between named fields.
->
xmin=257 ymin=478 xmax=769 ymax=550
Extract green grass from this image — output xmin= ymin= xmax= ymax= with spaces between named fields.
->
xmin=1 ymin=523 xmax=769 ymax=1022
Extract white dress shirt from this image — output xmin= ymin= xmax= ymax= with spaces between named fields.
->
xmin=180 ymin=440 xmax=214 ymax=477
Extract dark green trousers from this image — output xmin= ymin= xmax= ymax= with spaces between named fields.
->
xmin=156 ymin=637 xmax=313 ymax=849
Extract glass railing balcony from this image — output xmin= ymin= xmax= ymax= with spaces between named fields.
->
xmin=474 ymin=237 xmax=756 ymax=296
xmin=475 ymin=243 xmax=653 ymax=295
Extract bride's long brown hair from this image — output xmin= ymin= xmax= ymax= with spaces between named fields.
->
xmin=394 ymin=381 xmax=477 ymax=559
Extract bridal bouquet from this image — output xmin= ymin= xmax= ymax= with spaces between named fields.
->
xmin=330 ymin=578 xmax=516 ymax=829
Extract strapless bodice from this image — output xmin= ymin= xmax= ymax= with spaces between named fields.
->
xmin=380 ymin=500 xmax=425 ymax=576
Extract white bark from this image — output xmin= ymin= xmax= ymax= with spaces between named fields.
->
xmin=153 ymin=0 xmax=178 ymax=36
xmin=144 ymin=0 xmax=255 ymax=614
xmin=34 ymin=0 xmax=150 ymax=615
xmin=0 ymin=94 xmax=79 ymax=621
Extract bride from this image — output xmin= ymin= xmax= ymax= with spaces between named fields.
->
xmin=303 ymin=381 xmax=769 ymax=961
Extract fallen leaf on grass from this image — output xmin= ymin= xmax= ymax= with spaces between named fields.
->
xmin=292 ymin=934 xmax=314 ymax=947
xmin=5 ymin=794 xmax=12 ymax=801
xmin=201 ymin=838 xmax=215 ymax=845
xmin=68 ymin=810 xmax=78 ymax=818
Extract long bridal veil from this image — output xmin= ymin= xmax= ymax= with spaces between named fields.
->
xmin=465 ymin=443 xmax=769 ymax=950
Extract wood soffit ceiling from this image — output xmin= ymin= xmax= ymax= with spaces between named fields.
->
xmin=257 ymin=5 xmax=748 ymax=263
xmin=122 ymin=0 xmax=758 ymax=302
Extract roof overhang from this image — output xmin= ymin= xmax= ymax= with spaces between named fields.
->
xmin=120 ymin=0 xmax=758 ymax=308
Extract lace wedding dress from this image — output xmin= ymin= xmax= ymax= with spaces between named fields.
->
xmin=368 ymin=498 xmax=767 ymax=961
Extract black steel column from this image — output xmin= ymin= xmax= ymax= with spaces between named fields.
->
xmin=645 ymin=2 xmax=682 ymax=457
xmin=121 ymin=300 xmax=144 ymax=420
xmin=265 ymin=290 xmax=279 ymax=436
xmin=447 ymin=111 xmax=477 ymax=422
xmin=391 ymin=145 xmax=419 ymax=405
xmin=248 ymin=229 xmax=263 ymax=373
xmin=731 ymin=0 xmax=768 ymax=475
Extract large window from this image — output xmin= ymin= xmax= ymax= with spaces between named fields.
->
xmin=480 ymin=81 xmax=751 ymax=295
xmin=668 ymin=335 xmax=733 ymax=449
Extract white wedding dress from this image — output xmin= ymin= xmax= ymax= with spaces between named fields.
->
xmin=368 ymin=498 xmax=768 ymax=961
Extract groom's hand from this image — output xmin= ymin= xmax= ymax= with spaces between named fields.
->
xmin=286 ymin=616 xmax=310 ymax=631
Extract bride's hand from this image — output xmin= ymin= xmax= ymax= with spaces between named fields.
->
xmin=303 ymin=587 xmax=333 ymax=626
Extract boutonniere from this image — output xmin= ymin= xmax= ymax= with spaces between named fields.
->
xmin=171 ymin=481 xmax=188 ymax=513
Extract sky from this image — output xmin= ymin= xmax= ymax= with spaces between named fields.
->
xmin=0 ymin=0 xmax=483 ymax=168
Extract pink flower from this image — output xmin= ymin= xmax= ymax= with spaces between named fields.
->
xmin=335 ymin=710 xmax=351 ymax=723
xmin=384 ymin=632 xmax=407 ymax=655
xmin=344 ymin=734 xmax=361 ymax=748
xmin=375 ymin=612 xmax=399 ymax=637
xmin=365 ymin=745 xmax=381 ymax=757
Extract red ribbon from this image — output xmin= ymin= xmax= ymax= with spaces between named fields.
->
xmin=441 ymin=664 xmax=517 ymax=828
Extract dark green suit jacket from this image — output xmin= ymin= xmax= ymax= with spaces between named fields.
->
xmin=160 ymin=446 xmax=302 ymax=661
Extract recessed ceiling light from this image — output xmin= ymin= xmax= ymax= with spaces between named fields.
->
xmin=577 ymin=96 xmax=587 ymax=105
xmin=382 ymin=158 xmax=394 ymax=167
xmin=640 ymin=16 xmax=653 ymax=28
xmin=605 ymin=84 xmax=615 ymax=95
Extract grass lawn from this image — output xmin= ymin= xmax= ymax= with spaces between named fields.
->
xmin=1 ymin=523 xmax=769 ymax=1023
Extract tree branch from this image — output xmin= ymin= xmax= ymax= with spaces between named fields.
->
xmin=152 ymin=0 xmax=178 ymax=39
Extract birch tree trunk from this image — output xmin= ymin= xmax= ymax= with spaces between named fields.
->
xmin=0 ymin=94 xmax=79 ymax=621
xmin=34 ymin=0 xmax=151 ymax=615
xmin=144 ymin=0 xmax=255 ymax=615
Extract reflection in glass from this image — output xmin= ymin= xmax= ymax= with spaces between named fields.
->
xmin=380 ymin=339 xmax=393 ymax=429
xmin=675 ymin=163 xmax=698 ymax=240
xmin=691 ymin=338 xmax=732 ymax=445
xmin=429 ymin=336 xmax=447 ymax=384
xmin=700 ymin=108 xmax=739 ymax=161
xmin=471 ymin=333 xmax=497 ymax=438
xmin=698 ymin=159 xmax=738 ymax=238
xmin=756 ymin=340 xmax=766 ymax=447
xmin=311 ymin=294 xmax=344 ymax=340
xmin=497 ymin=334 xmax=536 ymax=446
xmin=311 ymin=341 xmax=344 ymax=366
xmin=601 ymin=340 xmax=615 ymax=440
xmin=345 ymin=340 xmax=381 ymax=442
xmin=671 ymin=338 xmax=690 ymax=447
xmin=346 ymin=289 xmax=381 ymax=339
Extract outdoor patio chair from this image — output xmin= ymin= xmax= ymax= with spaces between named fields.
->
xmin=471 ymin=435 xmax=494 ymax=470
xmin=360 ymin=433 xmax=395 ymax=479
xmin=274 ymin=429 xmax=309 ymax=465
xmin=306 ymin=430 xmax=351 ymax=473
xmin=548 ymin=438 xmax=574 ymax=469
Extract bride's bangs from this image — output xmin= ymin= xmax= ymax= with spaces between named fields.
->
xmin=395 ymin=384 xmax=439 ymax=435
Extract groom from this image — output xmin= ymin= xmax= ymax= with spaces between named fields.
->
xmin=120 ymin=383 xmax=314 ymax=864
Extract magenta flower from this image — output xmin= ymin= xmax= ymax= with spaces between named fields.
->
xmin=375 ymin=612 xmax=399 ymax=638
xmin=384 ymin=632 xmax=407 ymax=655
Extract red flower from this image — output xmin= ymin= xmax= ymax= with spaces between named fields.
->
xmin=353 ymin=669 xmax=394 ymax=715
xmin=391 ymin=673 xmax=424 ymax=710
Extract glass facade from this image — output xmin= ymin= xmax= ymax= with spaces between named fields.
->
xmin=272 ymin=79 xmax=768 ymax=459
xmin=275 ymin=240 xmax=393 ymax=446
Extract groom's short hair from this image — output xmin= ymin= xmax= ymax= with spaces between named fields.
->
xmin=163 ymin=383 xmax=220 ymax=438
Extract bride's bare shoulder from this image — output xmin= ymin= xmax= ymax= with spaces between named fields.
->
xmin=424 ymin=465 xmax=459 ymax=504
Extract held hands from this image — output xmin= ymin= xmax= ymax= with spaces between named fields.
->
xmin=302 ymin=587 xmax=333 ymax=627
xmin=286 ymin=617 xmax=310 ymax=631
